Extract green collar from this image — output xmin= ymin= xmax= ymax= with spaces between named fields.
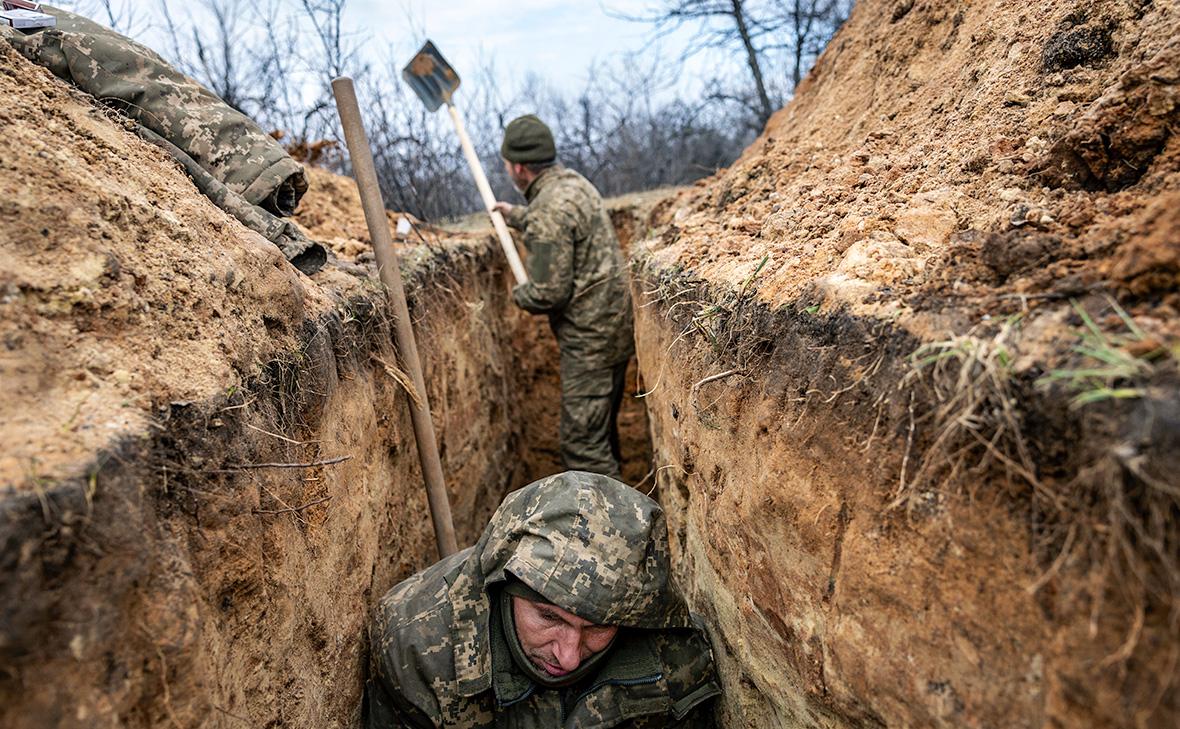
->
xmin=523 ymin=164 xmax=562 ymax=202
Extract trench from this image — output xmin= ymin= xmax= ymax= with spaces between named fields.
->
xmin=0 ymin=195 xmax=657 ymax=729
xmin=4 ymin=1 xmax=1180 ymax=722
xmin=3 ymin=164 xmax=1176 ymax=729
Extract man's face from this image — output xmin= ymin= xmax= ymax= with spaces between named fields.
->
xmin=511 ymin=596 xmax=618 ymax=678
xmin=503 ymin=159 xmax=530 ymax=192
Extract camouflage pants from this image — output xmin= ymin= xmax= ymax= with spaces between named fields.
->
xmin=559 ymin=359 xmax=629 ymax=481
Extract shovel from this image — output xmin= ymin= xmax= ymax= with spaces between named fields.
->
xmin=333 ymin=77 xmax=459 ymax=559
xmin=402 ymin=41 xmax=529 ymax=286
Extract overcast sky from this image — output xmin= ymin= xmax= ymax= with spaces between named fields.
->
xmin=74 ymin=0 xmax=723 ymax=99
xmin=360 ymin=1 xmax=680 ymax=83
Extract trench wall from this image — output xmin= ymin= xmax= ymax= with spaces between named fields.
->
xmin=1 ymin=178 xmax=656 ymax=729
xmin=0 ymin=38 xmax=663 ymax=727
xmin=631 ymin=261 xmax=1179 ymax=728
xmin=0 ymin=242 xmax=545 ymax=727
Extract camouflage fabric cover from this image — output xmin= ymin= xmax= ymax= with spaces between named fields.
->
xmin=12 ymin=6 xmax=307 ymax=216
xmin=368 ymin=471 xmax=720 ymax=728
xmin=134 ymin=127 xmax=325 ymax=274
xmin=4 ymin=6 xmax=324 ymax=273
xmin=504 ymin=166 xmax=634 ymax=373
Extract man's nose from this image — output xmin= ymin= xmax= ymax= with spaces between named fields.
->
xmin=552 ymin=630 xmax=582 ymax=671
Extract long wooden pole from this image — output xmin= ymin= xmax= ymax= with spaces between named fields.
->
xmin=331 ymin=77 xmax=459 ymax=558
xmin=446 ymin=102 xmax=529 ymax=286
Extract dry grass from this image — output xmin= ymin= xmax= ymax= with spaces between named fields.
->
xmin=900 ymin=301 xmax=1180 ymax=671
xmin=894 ymin=316 xmax=1058 ymax=512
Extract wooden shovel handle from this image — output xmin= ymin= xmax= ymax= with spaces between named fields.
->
xmin=332 ymin=76 xmax=459 ymax=559
xmin=447 ymin=103 xmax=529 ymax=286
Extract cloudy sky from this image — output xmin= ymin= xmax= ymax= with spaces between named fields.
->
xmin=75 ymin=0 xmax=723 ymax=98
xmin=348 ymin=0 xmax=719 ymax=97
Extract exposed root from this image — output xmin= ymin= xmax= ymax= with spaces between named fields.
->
xmin=894 ymin=317 xmax=1045 ymax=512
xmin=252 ymin=494 xmax=333 ymax=517
xmin=210 ymin=455 xmax=351 ymax=472
xmin=372 ymin=353 xmax=423 ymax=408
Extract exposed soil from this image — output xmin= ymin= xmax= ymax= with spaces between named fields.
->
xmin=4 ymin=0 xmax=1178 ymax=727
xmin=0 ymin=40 xmax=650 ymax=728
xmin=632 ymin=0 xmax=1179 ymax=727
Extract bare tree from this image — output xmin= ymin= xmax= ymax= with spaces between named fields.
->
xmin=773 ymin=0 xmax=853 ymax=87
xmin=611 ymin=0 xmax=851 ymax=123
xmin=59 ymin=0 xmax=146 ymax=35
xmin=189 ymin=0 xmax=249 ymax=110
xmin=87 ymin=0 xmax=842 ymax=220
xmin=611 ymin=0 xmax=779 ymax=123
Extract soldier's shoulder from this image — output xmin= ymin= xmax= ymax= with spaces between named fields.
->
xmin=538 ymin=167 xmax=597 ymax=205
xmin=376 ymin=549 xmax=468 ymax=643
xmin=372 ymin=552 xmax=471 ymax=724
xmin=646 ymin=619 xmax=721 ymax=713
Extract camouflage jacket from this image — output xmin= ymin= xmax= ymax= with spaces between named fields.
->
xmin=368 ymin=472 xmax=720 ymax=728
xmin=505 ymin=167 xmax=634 ymax=374
xmin=4 ymin=7 xmax=324 ymax=273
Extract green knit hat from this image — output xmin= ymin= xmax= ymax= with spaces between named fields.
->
xmin=501 ymin=114 xmax=556 ymax=163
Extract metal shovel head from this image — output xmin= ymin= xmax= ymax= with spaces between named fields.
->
xmin=402 ymin=40 xmax=460 ymax=112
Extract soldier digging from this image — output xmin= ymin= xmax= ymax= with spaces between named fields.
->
xmin=365 ymin=471 xmax=721 ymax=728
xmin=493 ymin=117 xmax=635 ymax=481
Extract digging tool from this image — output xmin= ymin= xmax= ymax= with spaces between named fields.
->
xmin=402 ymin=41 xmax=529 ymax=286
xmin=332 ymin=76 xmax=459 ymax=559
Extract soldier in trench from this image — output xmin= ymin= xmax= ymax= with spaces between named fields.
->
xmin=365 ymin=470 xmax=721 ymax=728
xmin=492 ymin=116 xmax=635 ymax=481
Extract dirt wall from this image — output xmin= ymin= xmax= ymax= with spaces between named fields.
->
xmin=1 ymin=245 xmax=531 ymax=728
xmin=631 ymin=0 xmax=1179 ymax=727
xmin=632 ymin=276 xmax=1175 ymax=727
xmin=0 ymin=42 xmax=652 ymax=727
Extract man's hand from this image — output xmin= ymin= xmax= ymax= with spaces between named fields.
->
xmin=492 ymin=201 xmax=515 ymax=217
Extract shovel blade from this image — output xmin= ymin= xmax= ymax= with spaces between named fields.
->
xmin=402 ymin=40 xmax=461 ymax=112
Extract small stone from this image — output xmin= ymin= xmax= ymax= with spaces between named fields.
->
xmin=895 ymin=206 xmax=957 ymax=250
xmin=1003 ymin=91 xmax=1031 ymax=107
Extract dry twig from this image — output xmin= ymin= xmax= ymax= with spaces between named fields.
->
xmin=221 ymin=455 xmax=351 ymax=470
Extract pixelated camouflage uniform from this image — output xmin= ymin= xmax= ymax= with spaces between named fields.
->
xmin=504 ymin=167 xmax=635 ymax=480
xmin=367 ymin=471 xmax=720 ymax=728
xmin=3 ymin=6 xmax=325 ymax=273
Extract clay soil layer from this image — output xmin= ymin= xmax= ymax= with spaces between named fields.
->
xmin=632 ymin=0 xmax=1178 ymax=727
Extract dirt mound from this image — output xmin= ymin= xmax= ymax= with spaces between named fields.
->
xmin=633 ymin=1 xmax=1178 ymax=727
xmin=0 ymin=41 xmax=334 ymax=492
xmin=651 ymin=1 xmax=1178 ymax=329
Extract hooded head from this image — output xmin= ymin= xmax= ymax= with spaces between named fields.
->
xmin=447 ymin=471 xmax=691 ymax=694
xmin=479 ymin=470 xmax=688 ymax=627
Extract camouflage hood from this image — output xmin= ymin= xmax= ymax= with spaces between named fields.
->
xmin=447 ymin=471 xmax=692 ymax=695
